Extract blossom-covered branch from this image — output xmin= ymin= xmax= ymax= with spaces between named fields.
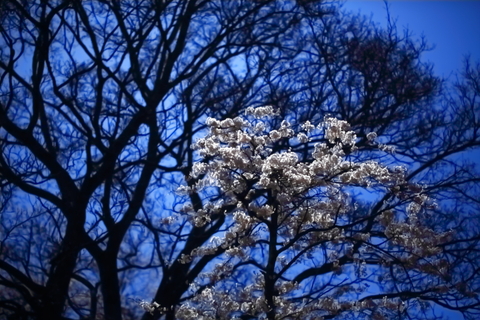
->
xmin=143 ymin=107 xmax=460 ymax=320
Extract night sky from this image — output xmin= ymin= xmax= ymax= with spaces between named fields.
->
xmin=343 ymin=1 xmax=480 ymax=79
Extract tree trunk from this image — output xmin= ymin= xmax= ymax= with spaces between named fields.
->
xmin=99 ymin=249 xmax=123 ymax=320
xmin=37 ymin=223 xmax=82 ymax=320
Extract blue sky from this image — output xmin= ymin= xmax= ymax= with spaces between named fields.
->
xmin=342 ymin=1 xmax=480 ymax=80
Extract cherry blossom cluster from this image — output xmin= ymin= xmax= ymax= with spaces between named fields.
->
xmin=142 ymin=107 xmax=450 ymax=319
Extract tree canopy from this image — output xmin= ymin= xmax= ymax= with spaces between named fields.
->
xmin=0 ymin=1 xmax=479 ymax=320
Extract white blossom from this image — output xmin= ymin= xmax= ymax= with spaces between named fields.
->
xmin=139 ymin=300 xmax=160 ymax=315
xmin=366 ymin=131 xmax=377 ymax=141
xmin=296 ymin=132 xmax=309 ymax=143
xmin=148 ymin=107 xmax=450 ymax=320
xmin=245 ymin=105 xmax=275 ymax=118
xmin=301 ymin=120 xmax=315 ymax=133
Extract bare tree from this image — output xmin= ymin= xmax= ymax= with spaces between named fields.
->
xmin=0 ymin=1 xmax=478 ymax=320
xmin=0 ymin=0 xmax=322 ymax=319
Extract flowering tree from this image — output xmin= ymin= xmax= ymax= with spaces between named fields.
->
xmin=139 ymin=106 xmax=475 ymax=319
xmin=0 ymin=0 xmax=479 ymax=319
